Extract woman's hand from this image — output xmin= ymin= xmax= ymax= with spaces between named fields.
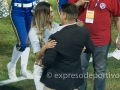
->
xmin=45 ymin=39 xmax=57 ymax=49
xmin=82 ymin=46 xmax=86 ymax=53
xmin=35 ymin=58 xmax=43 ymax=66
xmin=76 ymin=19 xmax=84 ymax=27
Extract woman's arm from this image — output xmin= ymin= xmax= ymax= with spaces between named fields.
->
xmin=35 ymin=39 xmax=57 ymax=60
xmin=35 ymin=44 xmax=46 ymax=60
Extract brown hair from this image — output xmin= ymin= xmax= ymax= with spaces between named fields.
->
xmin=31 ymin=2 xmax=51 ymax=47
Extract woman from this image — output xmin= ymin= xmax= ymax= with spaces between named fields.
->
xmin=6 ymin=0 xmax=35 ymax=80
xmin=29 ymin=2 xmax=59 ymax=90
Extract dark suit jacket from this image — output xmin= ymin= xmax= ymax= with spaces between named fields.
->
xmin=40 ymin=24 xmax=94 ymax=90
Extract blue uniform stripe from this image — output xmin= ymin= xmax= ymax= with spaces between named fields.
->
xmin=10 ymin=6 xmax=21 ymax=50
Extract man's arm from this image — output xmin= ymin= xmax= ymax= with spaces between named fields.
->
xmin=41 ymin=35 xmax=57 ymax=67
xmin=84 ymin=28 xmax=94 ymax=53
xmin=41 ymin=48 xmax=57 ymax=67
xmin=115 ymin=17 xmax=120 ymax=50
xmin=84 ymin=37 xmax=94 ymax=53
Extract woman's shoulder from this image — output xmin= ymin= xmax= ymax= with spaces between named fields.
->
xmin=51 ymin=22 xmax=60 ymax=34
xmin=52 ymin=22 xmax=59 ymax=27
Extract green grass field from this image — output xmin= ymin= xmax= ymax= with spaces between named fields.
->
xmin=0 ymin=0 xmax=120 ymax=90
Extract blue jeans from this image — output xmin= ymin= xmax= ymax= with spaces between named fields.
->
xmin=79 ymin=43 xmax=111 ymax=90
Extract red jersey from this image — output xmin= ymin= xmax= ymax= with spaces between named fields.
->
xmin=69 ymin=0 xmax=120 ymax=46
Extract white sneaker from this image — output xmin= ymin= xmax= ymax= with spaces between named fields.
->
xmin=20 ymin=70 xmax=33 ymax=79
xmin=7 ymin=63 xmax=17 ymax=80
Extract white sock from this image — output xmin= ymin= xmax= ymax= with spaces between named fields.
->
xmin=9 ymin=46 xmax=22 ymax=69
xmin=21 ymin=47 xmax=30 ymax=72
xmin=33 ymin=64 xmax=44 ymax=90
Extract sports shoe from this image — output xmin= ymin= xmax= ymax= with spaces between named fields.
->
xmin=7 ymin=62 xmax=17 ymax=80
xmin=20 ymin=70 xmax=33 ymax=79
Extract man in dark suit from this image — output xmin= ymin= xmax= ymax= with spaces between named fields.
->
xmin=40 ymin=3 xmax=94 ymax=90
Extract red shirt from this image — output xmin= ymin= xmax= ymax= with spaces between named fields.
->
xmin=69 ymin=0 xmax=120 ymax=46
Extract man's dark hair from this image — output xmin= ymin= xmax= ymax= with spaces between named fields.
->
xmin=61 ymin=3 xmax=79 ymax=20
